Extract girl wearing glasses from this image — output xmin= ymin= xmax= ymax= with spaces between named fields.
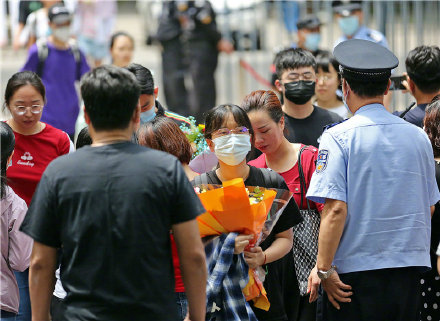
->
xmin=242 ymin=90 xmax=323 ymax=321
xmin=4 ymin=71 xmax=72 ymax=206
xmin=314 ymin=51 xmax=348 ymax=119
xmin=3 ymin=71 xmax=71 ymax=321
xmin=192 ymin=104 xmax=302 ymax=320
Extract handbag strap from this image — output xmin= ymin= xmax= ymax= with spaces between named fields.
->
xmin=298 ymin=145 xmax=312 ymax=211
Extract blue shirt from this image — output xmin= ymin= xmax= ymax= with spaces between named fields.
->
xmin=306 ymin=104 xmax=440 ymax=274
xmin=334 ymin=25 xmax=389 ymax=48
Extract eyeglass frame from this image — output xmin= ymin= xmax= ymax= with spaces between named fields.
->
xmin=12 ymin=104 xmax=44 ymax=116
xmin=316 ymin=74 xmax=336 ymax=82
xmin=211 ymin=126 xmax=250 ymax=138
xmin=281 ymin=71 xmax=316 ymax=83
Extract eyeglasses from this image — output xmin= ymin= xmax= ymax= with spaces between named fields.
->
xmin=283 ymin=72 xmax=316 ymax=82
xmin=13 ymin=105 xmax=43 ymax=115
xmin=317 ymin=75 xmax=334 ymax=82
xmin=212 ymin=126 xmax=249 ymax=138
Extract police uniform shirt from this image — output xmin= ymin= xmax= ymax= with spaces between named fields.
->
xmin=334 ymin=25 xmax=389 ymax=48
xmin=306 ymin=103 xmax=440 ymax=274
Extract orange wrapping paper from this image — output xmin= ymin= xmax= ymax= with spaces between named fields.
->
xmin=195 ymin=178 xmax=276 ymax=310
xmin=196 ymin=178 xmax=276 ymax=237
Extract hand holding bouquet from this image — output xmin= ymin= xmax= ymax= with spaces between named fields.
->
xmin=194 ymin=178 xmax=293 ymax=310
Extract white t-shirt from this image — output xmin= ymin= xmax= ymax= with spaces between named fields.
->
xmin=20 ymin=8 xmax=49 ymax=44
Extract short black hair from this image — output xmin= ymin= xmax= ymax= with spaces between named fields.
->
xmin=4 ymin=71 xmax=46 ymax=111
xmin=125 ymin=63 xmax=154 ymax=95
xmin=343 ymin=77 xmax=389 ymax=98
xmin=110 ymin=31 xmax=134 ymax=49
xmin=80 ymin=65 xmax=140 ymax=131
xmin=204 ymin=104 xmax=254 ymax=142
xmin=406 ymin=45 xmax=440 ymax=94
xmin=75 ymin=127 xmax=92 ymax=149
xmin=275 ymin=48 xmax=317 ymax=79
xmin=316 ymin=51 xmax=340 ymax=78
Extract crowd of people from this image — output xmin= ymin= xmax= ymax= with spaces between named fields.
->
xmin=1 ymin=1 xmax=440 ymax=321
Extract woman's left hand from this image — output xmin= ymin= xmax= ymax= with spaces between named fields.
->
xmin=244 ymin=246 xmax=265 ymax=269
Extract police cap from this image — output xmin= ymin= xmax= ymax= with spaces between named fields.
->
xmin=334 ymin=39 xmax=398 ymax=82
xmin=296 ymin=15 xmax=322 ymax=30
xmin=332 ymin=1 xmax=363 ymax=16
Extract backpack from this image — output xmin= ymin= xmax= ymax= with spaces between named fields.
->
xmin=36 ymin=37 xmax=82 ymax=80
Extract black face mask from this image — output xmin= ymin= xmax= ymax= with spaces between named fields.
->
xmin=283 ymin=80 xmax=316 ymax=105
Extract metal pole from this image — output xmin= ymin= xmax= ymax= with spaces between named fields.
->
xmin=386 ymin=1 xmax=393 ymax=52
xmin=415 ymin=0 xmax=424 ymax=46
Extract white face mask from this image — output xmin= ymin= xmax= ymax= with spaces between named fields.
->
xmin=53 ymin=26 xmax=70 ymax=42
xmin=342 ymin=80 xmax=350 ymax=113
xmin=212 ymin=134 xmax=251 ymax=166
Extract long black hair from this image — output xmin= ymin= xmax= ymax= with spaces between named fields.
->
xmin=1 ymin=122 xmax=15 ymax=199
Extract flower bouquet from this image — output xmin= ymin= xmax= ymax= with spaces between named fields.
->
xmin=194 ymin=178 xmax=293 ymax=310
xmin=180 ymin=116 xmax=208 ymax=159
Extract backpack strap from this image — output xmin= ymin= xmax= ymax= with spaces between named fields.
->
xmin=194 ymin=173 xmax=210 ymax=185
xmin=298 ymin=145 xmax=312 ymax=210
xmin=399 ymin=102 xmax=416 ymax=119
xmin=36 ymin=37 xmax=49 ymax=78
xmin=68 ymin=39 xmax=82 ymax=81
xmin=259 ymin=167 xmax=276 ymax=187
xmin=35 ymin=38 xmax=82 ymax=80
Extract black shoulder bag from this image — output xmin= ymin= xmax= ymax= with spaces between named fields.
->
xmin=292 ymin=145 xmax=321 ymax=296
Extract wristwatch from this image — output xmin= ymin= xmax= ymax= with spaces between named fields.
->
xmin=317 ymin=265 xmax=337 ymax=280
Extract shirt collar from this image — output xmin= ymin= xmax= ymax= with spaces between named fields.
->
xmin=354 ymin=103 xmax=385 ymax=115
xmin=419 ymin=103 xmax=428 ymax=111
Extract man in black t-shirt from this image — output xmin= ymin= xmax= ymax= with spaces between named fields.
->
xmin=20 ymin=66 xmax=207 ymax=321
xmin=274 ymin=48 xmax=342 ymax=148
xmin=398 ymin=45 xmax=440 ymax=127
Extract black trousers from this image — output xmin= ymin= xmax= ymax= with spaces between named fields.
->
xmin=161 ymin=37 xmax=218 ymax=122
xmin=50 ymin=295 xmax=64 ymax=321
xmin=320 ymin=267 xmax=422 ymax=321
xmin=161 ymin=37 xmax=190 ymax=116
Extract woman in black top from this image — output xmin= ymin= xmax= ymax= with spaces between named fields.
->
xmin=193 ymin=104 xmax=302 ymax=321
xmin=421 ymin=95 xmax=440 ymax=321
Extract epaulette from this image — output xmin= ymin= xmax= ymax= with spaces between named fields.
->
xmin=368 ymin=30 xmax=384 ymax=43
xmin=323 ymin=119 xmax=348 ymax=132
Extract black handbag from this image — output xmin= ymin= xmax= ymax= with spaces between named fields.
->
xmin=292 ymin=146 xmax=321 ymax=296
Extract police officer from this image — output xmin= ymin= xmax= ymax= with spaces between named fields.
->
xmin=332 ymin=0 xmax=388 ymax=48
xmin=296 ymin=15 xmax=326 ymax=57
xmin=306 ymin=39 xmax=440 ymax=321
xmin=155 ymin=1 xmax=233 ymax=122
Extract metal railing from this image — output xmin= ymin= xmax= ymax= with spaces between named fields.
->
xmin=214 ymin=0 xmax=440 ymax=112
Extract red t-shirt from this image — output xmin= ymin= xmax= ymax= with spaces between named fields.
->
xmin=248 ymin=144 xmax=324 ymax=212
xmin=7 ymin=123 xmax=71 ymax=205
xmin=170 ymin=234 xmax=185 ymax=292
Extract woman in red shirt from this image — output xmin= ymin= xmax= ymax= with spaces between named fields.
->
xmin=3 ymin=71 xmax=71 ymax=321
xmin=5 ymin=71 xmax=72 ymax=206
xmin=242 ymin=90 xmax=323 ymax=321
